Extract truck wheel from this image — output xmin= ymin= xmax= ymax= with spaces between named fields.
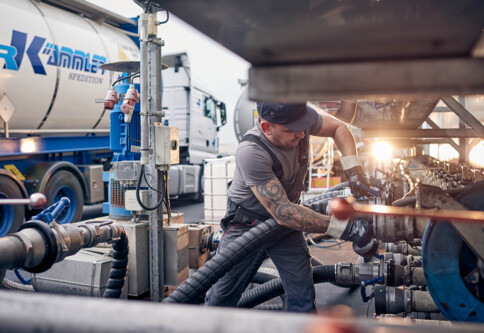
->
xmin=0 ymin=175 xmax=25 ymax=236
xmin=44 ymin=170 xmax=84 ymax=224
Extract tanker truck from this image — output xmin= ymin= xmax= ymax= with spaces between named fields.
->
xmin=0 ymin=0 xmax=227 ymax=235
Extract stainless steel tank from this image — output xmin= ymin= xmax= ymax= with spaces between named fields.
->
xmin=0 ymin=0 xmax=139 ymax=131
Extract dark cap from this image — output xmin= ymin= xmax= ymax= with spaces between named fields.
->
xmin=258 ymin=103 xmax=318 ymax=132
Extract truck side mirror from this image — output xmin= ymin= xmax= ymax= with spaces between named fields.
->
xmin=174 ymin=55 xmax=182 ymax=73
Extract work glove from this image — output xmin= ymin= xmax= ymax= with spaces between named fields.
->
xmin=326 ymin=213 xmax=377 ymax=257
xmin=340 ymin=155 xmax=371 ymax=198
xmin=340 ymin=218 xmax=374 ymax=248
xmin=344 ymin=165 xmax=371 ymax=198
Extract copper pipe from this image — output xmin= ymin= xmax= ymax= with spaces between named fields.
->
xmin=330 ymin=197 xmax=484 ymax=224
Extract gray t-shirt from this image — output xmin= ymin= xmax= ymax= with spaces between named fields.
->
xmin=228 ymin=114 xmax=323 ymax=217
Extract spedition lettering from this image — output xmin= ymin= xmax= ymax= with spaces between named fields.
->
xmin=68 ymin=73 xmax=103 ymax=84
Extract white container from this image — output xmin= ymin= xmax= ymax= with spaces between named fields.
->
xmin=203 ymin=156 xmax=236 ymax=228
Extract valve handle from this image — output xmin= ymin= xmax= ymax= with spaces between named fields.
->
xmin=0 ymin=193 xmax=46 ymax=209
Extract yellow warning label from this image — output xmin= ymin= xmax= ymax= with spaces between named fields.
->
xmin=117 ymin=45 xmax=129 ymax=61
xmin=253 ymin=109 xmax=259 ymax=126
xmin=4 ymin=164 xmax=25 ymax=181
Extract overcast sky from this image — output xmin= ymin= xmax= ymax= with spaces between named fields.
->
xmin=88 ymin=0 xmax=250 ymax=154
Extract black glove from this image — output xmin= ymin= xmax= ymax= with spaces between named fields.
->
xmin=340 ymin=218 xmax=373 ymax=248
xmin=340 ymin=218 xmax=378 ymax=257
xmin=344 ymin=165 xmax=371 ymax=198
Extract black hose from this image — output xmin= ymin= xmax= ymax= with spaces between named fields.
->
xmin=103 ymin=231 xmax=129 ymax=299
xmin=302 ymin=190 xmax=346 ymax=213
xmin=257 ymin=266 xmax=279 ymax=278
xmin=136 ymin=164 xmax=164 ymax=211
xmin=309 ymin=249 xmax=350 ymax=289
xmin=237 ymin=264 xmax=336 ymax=308
xmin=163 ymin=219 xmax=292 ymax=304
xmin=254 ymin=304 xmax=284 ymax=311
xmin=238 ymin=277 xmax=284 ymax=308
xmin=312 ymin=264 xmax=337 ymax=285
xmin=252 ymin=270 xmax=279 ymax=285
xmin=111 ymin=71 xmax=140 ymax=87
xmin=326 ymin=182 xmax=349 ymax=193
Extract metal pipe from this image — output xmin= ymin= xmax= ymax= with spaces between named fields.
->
xmin=3 ymin=290 xmax=476 ymax=333
xmin=412 ymin=268 xmax=426 ymax=287
xmin=412 ymin=290 xmax=440 ymax=313
xmin=139 ymin=13 xmax=150 ymax=166
xmin=0 ymin=220 xmax=126 ymax=272
xmin=3 ymin=118 xmax=8 ymax=138
xmin=148 ymin=35 xmax=164 ymax=302
xmin=375 ymin=286 xmax=440 ymax=315
xmin=385 ymin=242 xmax=421 ymax=256
xmin=0 ymin=237 xmax=28 ymax=269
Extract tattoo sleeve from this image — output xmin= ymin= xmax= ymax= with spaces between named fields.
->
xmin=251 ymin=178 xmax=330 ymax=233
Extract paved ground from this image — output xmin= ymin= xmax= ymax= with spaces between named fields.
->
xmin=170 ymin=200 xmax=204 ymax=224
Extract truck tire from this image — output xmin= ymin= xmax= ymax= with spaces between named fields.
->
xmin=0 ymin=175 xmax=25 ymax=236
xmin=44 ymin=170 xmax=84 ymax=224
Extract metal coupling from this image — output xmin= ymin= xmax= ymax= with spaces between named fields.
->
xmin=0 ymin=219 xmax=126 ymax=274
xmin=334 ymin=261 xmax=382 ymax=287
xmin=374 ymin=286 xmax=439 ymax=315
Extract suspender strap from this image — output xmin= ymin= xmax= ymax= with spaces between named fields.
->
xmin=298 ymin=135 xmax=310 ymax=190
xmin=298 ymin=134 xmax=309 ymax=166
xmin=241 ymin=134 xmax=284 ymax=180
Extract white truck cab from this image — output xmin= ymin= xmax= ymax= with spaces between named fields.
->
xmin=162 ymin=53 xmax=227 ymax=199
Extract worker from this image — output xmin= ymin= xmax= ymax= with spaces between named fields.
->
xmin=205 ymin=102 xmax=372 ymax=312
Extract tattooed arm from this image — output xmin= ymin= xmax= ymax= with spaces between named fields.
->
xmin=251 ymin=177 xmax=330 ymax=233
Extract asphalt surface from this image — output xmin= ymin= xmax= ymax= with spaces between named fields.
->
xmin=169 ymin=200 xmax=205 ymax=224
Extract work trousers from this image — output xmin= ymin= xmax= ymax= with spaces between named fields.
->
xmin=205 ymin=219 xmax=316 ymax=312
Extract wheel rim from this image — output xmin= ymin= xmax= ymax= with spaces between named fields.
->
xmin=53 ymin=185 xmax=76 ymax=224
xmin=422 ymin=182 xmax=484 ymax=322
xmin=0 ymin=193 xmax=14 ymax=236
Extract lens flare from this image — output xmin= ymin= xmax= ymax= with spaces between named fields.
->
xmin=469 ymin=140 xmax=484 ymax=168
xmin=20 ymin=138 xmax=37 ymax=153
xmin=372 ymin=141 xmax=393 ymax=161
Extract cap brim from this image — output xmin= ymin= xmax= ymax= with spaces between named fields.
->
xmin=284 ymin=105 xmax=319 ymax=132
